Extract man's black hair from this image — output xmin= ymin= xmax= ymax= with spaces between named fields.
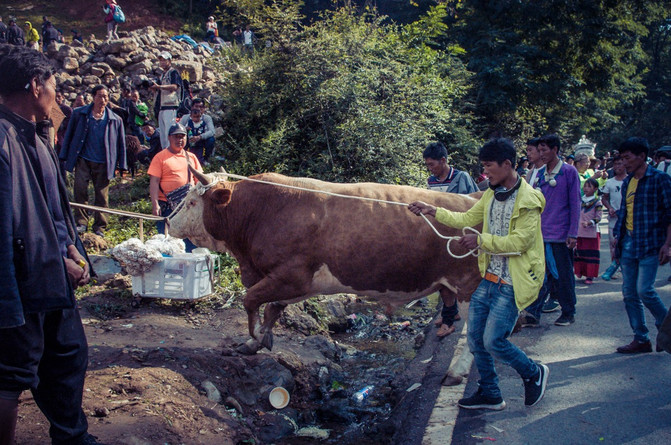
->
xmin=0 ymin=44 xmax=54 ymax=99
xmin=538 ymin=134 xmax=561 ymax=152
xmin=91 ymin=84 xmax=109 ymax=97
xmin=479 ymin=138 xmax=516 ymax=166
xmin=619 ymin=137 xmax=649 ymax=157
xmin=526 ymin=137 xmax=540 ymax=147
xmin=584 ymin=177 xmax=599 ymax=190
xmin=192 ymin=97 xmax=205 ymax=106
xmin=423 ymin=142 xmax=448 ymax=160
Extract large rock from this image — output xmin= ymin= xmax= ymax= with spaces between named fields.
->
xmin=105 ymin=54 xmax=128 ymax=70
xmin=63 ymin=57 xmax=79 ymax=72
xmin=124 ymin=60 xmax=153 ymax=76
xmin=82 ymin=75 xmax=102 ymax=86
xmin=173 ymin=60 xmax=203 ymax=82
xmin=56 ymin=45 xmax=79 ymax=62
xmin=101 ymin=37 xmax=139 ymax=54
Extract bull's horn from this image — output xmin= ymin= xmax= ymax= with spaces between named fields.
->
xmin=189 ymin=165 xmax=210 ymax=185
xmin=219 ymin=167 xmax=228 ymax=174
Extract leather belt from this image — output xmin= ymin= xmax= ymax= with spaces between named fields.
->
xmin=484 ymin=272 xmax=510 ymax=286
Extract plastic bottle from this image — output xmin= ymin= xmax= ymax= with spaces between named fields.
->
xmin=352 ymin=385 xmax=374 ymax=404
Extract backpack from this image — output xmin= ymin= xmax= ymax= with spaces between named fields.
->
xmin=177 ymin=76 xmax=193 ymax=118
xmin=113 ymin=5 xmax=126 ymax=24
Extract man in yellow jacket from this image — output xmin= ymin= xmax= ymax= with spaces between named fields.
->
xmin=409 ymin=138 xmax=549 ymax=411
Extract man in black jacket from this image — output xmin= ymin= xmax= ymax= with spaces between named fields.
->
xmin=0 ymin=45 xmax=103 ymax=445
xmin=6 ymin=18 xmax=24 ymax=46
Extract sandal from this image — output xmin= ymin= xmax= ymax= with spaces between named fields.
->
xmin=436 ymin=324 xmax=456 ymax=338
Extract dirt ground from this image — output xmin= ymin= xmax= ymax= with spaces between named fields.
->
xmin=15 ymin=285 xmax=258 ymax=444
xmin=13 ymin=271 xmax=435 ymax=445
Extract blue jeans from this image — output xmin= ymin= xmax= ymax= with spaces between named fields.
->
xmin=525 ymin=242 xmax=577 ymax=320
xmin=468 ymin=280 xmax=538 ymax=398
xmin=620 ymin=235 xmax=668 ymax=342
xmin=157 ymin=201 xmax=196 ymax=253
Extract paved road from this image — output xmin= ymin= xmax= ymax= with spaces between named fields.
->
xmin=423 ymin=224 xmax=671 ymax=445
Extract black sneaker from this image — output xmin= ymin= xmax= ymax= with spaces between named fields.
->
xmin=523 ymin=363 xmax=549 ymax=406
xmin=542 ymin=299 xmax=560 ymax=313
xmin=458 ymin=387 xmax=506 ymax=411
xmin=554 ymin=314 xmax=575 ymax=326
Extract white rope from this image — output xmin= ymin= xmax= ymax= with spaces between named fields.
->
xmin=213 ymin=172 xmax=521 ymax=258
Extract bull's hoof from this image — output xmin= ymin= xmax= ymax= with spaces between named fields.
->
xmin=261 ymin=330 xmax=274 ymax=351
xmin=441 ymin=373 xmax=463 ymax=386
xmin=236 ymin=338 xmax=262 ymax=355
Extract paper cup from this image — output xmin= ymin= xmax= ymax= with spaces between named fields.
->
xmin=269 ymin=387 xmax=290 ymax=409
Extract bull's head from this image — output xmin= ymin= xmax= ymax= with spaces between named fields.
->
xmin=167 ymin=167 xmax=233 ymax=253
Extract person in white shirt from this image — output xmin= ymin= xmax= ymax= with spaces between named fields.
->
xmin=600 ymin=156 xmax=627 ymax=280
xmin=243 ymin=25 xmax=254 ymax=55
xmin=525 ymin=137 xmax=544 ymax=185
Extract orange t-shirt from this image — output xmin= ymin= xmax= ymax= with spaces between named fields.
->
xmin=147 ymin=149 xmax=203 ymax=201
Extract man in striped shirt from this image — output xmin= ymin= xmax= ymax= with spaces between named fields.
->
xmin=423 ymin=142 xmax=478 ymax=337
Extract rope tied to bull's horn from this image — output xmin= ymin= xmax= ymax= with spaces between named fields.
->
xmin=199 ymin=172 xmax=520 ymax=259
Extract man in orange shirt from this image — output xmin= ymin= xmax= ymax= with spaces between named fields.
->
xmin=148 ymin=123 xmax=203 ymax=251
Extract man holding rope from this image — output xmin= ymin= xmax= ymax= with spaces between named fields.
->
xmin=409 ymin=138 xmax=549 ymax=410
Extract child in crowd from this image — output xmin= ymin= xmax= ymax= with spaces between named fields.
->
xmin=574 ymin=178 xmax=602 ymax=284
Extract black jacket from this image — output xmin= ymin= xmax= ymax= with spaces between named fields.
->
xmin=0 ymin=105 xmax=89 ymax=328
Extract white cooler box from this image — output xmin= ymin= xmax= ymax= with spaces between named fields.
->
xmin=132 ymin=253 xmax=219 ymax=300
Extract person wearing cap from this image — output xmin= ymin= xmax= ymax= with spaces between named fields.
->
xmin=42 ymin=21 xmax=60 ymax=50
xmin=103 ymin=0 xmax=120 ymax=40
xmin=60 ymin=84 xmax=127 ymax=236
xmin=148 ymin=123 xmax=203 ymax=252
xmin=6 ymin=18 xmax=24 ymax=46
xmin=180 ymin=98 xmax=216 ymax=165
xmin=137 ymin=121 xmax=162 ymax=165
xmin=516 ymin=156 xmax=529 ymax=177
xmin=205 ymin=16 xmax=218 ymax=43
xmin=565 ymin=154 xmax=575 ymax=166
xmin=150 ymin=51 xmax=183 ymax=150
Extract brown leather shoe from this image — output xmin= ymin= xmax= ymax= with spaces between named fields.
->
xmin=616 ymin=340 xmax=652 ymax=354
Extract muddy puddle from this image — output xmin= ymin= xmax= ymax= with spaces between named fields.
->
xmin=277 ymin=295 xmax=440 ymax=444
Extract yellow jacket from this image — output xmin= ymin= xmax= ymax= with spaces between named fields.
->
xmin=435 ymin=179 xmax=545 ymax=310
xmin=24 ymin=22 xmax=40 ymax=44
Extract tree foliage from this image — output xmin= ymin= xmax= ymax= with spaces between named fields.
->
xmin=218 ymin=2 xmax=477 ymax=184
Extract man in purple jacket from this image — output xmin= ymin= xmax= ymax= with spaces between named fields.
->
xmin=523 ymin=134 xmax=581 ymax=326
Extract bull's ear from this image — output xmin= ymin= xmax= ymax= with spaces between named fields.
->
xmin=211 ymin=188 xmax=232 ymax=206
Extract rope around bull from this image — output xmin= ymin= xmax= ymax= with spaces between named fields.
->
xmin=180 ymin=172 xmax=521 ymax=259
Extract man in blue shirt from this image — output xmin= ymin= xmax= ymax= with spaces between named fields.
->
xmin=613 ymin=137 xmax=671 ymax=353
xmin=423 ymin=142 xmax=478 ymax=337
xmin=60 ymin=84 xmax=126 ymax=236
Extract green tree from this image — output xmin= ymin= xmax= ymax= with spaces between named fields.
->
xmin=218 ymin=2 xmax=477 ymax=184
xmin=454 ymin=0 xmax=656 ymax=147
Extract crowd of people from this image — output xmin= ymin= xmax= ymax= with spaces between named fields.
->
xmin=1 ymin=32 xmax=670 ymax=443
xmin=412 ymin=134 xmax=671 ymax=411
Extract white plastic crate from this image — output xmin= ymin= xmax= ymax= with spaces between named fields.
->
xmin=132 ymin=253 xmax=219 ymax=300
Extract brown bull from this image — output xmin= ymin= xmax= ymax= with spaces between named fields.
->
xmin=168 ymin=170 xmax=482 ymax=353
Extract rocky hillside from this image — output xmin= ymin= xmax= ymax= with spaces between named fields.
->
xmin=48 ymin=26 xmax=223 ymax=109
xmin=2 ymin=0 xmax=182 ymax=38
